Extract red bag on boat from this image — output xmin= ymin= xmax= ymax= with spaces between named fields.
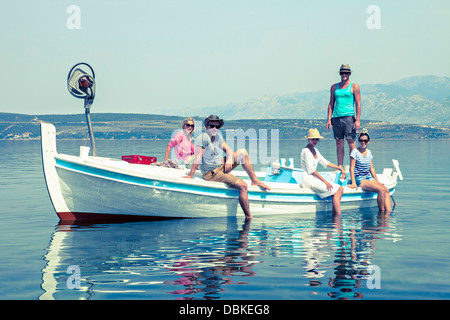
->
xmin=121 ymin=155 xmax=157 ymax=165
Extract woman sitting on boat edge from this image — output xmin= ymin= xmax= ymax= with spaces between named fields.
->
xmin=164 ymin=117 xmax=196 ymax=168
xmin=348 ymin=129 xmax=391 ymax=213
xmin=300 ymin=129 xmax=346 ymax=214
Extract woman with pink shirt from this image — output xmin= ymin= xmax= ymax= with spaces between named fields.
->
xmin=164 ymin=117 xmax=195 ymax=167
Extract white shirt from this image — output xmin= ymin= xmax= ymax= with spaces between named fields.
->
xmin=300 ymin=147 xmax=339 ymax=198
xmin=301 ymin=147 xmax=329 ymax=175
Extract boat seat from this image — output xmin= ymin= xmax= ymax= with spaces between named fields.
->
xmin=265 ymin=166 xmax=349 ymax=186
xmin=264 ymin=158 xmax=301 ymax=184
xmin=333 ymin=171 xmax=349 ymax=186
xmin=264 ymin=167 xmax=302 ymax=184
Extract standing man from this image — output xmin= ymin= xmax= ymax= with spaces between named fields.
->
xmin=326 ymin=64 xmax=361 ymax=169
xmin=184 ymin=115 xmax=270 ymax=220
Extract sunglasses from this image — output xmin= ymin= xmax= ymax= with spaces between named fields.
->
xmin=340 ymin=72 xmax=350 ymax=75
xmin=185 ymin=123 xmax=194 ymax=128
xmin=359 ymin=139 xmax=369 ymax=143
xmin=208 ymin=124 xmax=221 ymax=129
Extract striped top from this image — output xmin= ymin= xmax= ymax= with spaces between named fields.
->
xmin=350 ymin=148 xmax=373 ymax=179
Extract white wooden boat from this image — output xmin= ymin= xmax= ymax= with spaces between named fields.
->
xmin=40 ymin=122 xmax=402 ymax=222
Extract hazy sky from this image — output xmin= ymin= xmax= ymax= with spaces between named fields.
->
xmin=1 ymin=0 xmax=449 ymax=115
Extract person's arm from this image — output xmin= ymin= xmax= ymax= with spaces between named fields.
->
xmin=221 ymin=141 xmax=234 ymax=173
xmin=304 ymin=149 xmax=334 ymax=191
xmin=353 ymin=83 xmax=361 ymax=131
xmin=317 ymin=150 xmax=346 ymax=179
xmin=184 ymin=145 xmax=204 ymax=178
xmin=165 ymin=133 xmax=182 ymax=161
xmin=326 ymin=84 xmax=336 ymax=130
xmin=312 ymin=171 xmax=334 ymax=191
xmin=317 ymin=152 xmax=346 ymax=189
xmin=348 ymin=157 xmax=358 ymax=188
xmin=326 ymin=161 xmax=347 ymax=180
xmin=164 ymin=145 xmax=171 ymax=161
xmin=369 ymin=160 xmax=379 ymax=182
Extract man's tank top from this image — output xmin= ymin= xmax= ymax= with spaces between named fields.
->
xmin=333 ymin=82 xmax=355 ymax=118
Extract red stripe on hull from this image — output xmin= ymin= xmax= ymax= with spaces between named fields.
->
xmin=57 ymin=211 xmax=184 ymax=224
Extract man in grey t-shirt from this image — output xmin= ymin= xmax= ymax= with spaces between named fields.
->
xmin=185 ymin=115 xmax=270 ymax=220
xmin=195 ymin=128 xmax=225 ymax=175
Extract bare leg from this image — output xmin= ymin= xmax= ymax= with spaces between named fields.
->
xmin=347 ymin=139 xmax=356 ymax=156
xmin=332 ymin=186 xmax=343 ymax=214
xmin=336 ymin=139 xmax=345 ymax=168
xmin=234 ymin=149 xmax=270 ymax=190
xmin=360 ymin=180 xmax=391 ymax=212
xmin=234 ymin=179 xmax=252 ymax=220
xmin=383 ymin=189 xmax=392 ymax=212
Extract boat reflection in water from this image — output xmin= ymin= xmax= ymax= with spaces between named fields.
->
xmin=40 ymin=210 xmax=401 ymax=300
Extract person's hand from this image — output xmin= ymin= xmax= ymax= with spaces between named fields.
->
xmin=224 ymin=161 xmax=233 ymax=173
xmin=348 ymin=183 xmax=358 ymax=189
xmin=325 ymin=182 xmax=333 ymax=191
xmin=326 ymin=120 xmax=332 ymax=131
xmin=353 ymin=120 xmax=360 ymax=130
xmin=340 ymin=169 xmax=347 ymax=180
xmin=183 ymin=175 xmax=193 ymax=179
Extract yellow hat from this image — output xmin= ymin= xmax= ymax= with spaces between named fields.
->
xmin=305 ymin=128 xmax=323 ymax=139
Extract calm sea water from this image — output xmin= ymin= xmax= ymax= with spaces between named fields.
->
xmin=0 ymin=138 xmax=449 ymax=300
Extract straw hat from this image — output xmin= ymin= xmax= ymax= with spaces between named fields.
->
xmin=340 ymin=64 xmax=351 ymax=73
xmin=305 ymin=128 xmax=323 ymax=139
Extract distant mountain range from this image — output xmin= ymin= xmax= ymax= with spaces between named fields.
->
xmin=187 ymin=75 xmax=450 ymax=126
xmin=1 ymin=75 xmax=449 ymax=140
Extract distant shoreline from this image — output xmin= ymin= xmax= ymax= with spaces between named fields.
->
xmin=2 ymin=138 xmax=449 ymax=141
xmin=1 ymin=112 xmax=449 ymax=140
